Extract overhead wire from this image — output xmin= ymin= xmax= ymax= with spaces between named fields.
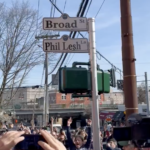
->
xmin=84 ymin=0 xmax=92 ymax=17
xmin=66 ymin=0 xmax=92 ymax=65
xmin=84 ymin=0 xmax=106 ymax=37
xmin=48 ymin=0 xmax=89 ymax=86
xmin=76 ymin=31 xmax=123 ymax=75
xmin=49 ymin=0 xmax=63 ymax=14
xmin=36 ymin=0 xmax=40 ymax=36
xmin=53 ymin=0 xmax=56 ymax=17
xmin=95 ymin=0 xmax=106 ymax=18
xmin=48 ymin=0 xmax=68 ymax=75
xmin=61 ymin=0 xmax=89 ymax=69
xmin=63 ymin=0 xmax=67 ymax=12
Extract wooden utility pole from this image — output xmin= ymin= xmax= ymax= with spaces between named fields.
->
xmin=120 ymin=0 xmax=138 ymax=118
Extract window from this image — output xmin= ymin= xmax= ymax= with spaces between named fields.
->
xmin=19 ymin=93 xmax=24 ymax=100
xmin=80 ymin=103 xmax=84 ymax=108
xmin=70 ymin=95 xmax=74 ymax=101
xmin=79 ymin=97 xmax=83 ymax=100
xmin=61 ymin=94 xmax=66 ymax=100
xmin=51 ymin=97 xmax=55 ymax=102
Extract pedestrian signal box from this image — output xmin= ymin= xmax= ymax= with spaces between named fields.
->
xmin=59 ymin=67 xmax=91 ymax=93
xmin=59 ymin=66 xmax=110 ymax=95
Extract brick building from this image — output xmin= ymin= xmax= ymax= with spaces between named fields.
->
xmin=49 ymin=91 xmax=104 ymax=108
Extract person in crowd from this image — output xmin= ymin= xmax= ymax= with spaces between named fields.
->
xmin=107 ymin=130 xmax=113 ymax=142
xmin=8 ymin=123 xmax=16 ymax=131
xmin=106 ymin=138 xmax=121 ymax=150
xmin=78 ymin=129 xmax=88 ymax=142
xmin=118 ymin=141 xmax=138 ymax=150
xmin=66 ymin=117 xmax=92 ymax=150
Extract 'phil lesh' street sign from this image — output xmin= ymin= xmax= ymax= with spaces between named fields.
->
xmin=43 ymin=13 xmax=88 ymax=31
xmin=43 ymin=35 xmax=89 ymax=53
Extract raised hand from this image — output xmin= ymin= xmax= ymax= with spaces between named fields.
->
xmin=67 ymin=117 xmax=72 ymax=126
xmin=87 ymin=119 xmax=92 ymax=126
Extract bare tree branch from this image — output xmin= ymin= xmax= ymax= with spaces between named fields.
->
xmin=0 ymin=1 xmax=57 ymax=106
xmin=137 ymin=82 xmax=146 ymax=104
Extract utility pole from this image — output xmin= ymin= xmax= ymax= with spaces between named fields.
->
xmin=120 ymin=0 xmax=138 ymax=118
xmin=145 ymin=72 xmax=150 ymax=115
xmin=35 ymin=34 xmax=59 ymax=126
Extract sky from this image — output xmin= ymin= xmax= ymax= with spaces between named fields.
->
xmin=2 ymin=0 xmax=150 ymax=90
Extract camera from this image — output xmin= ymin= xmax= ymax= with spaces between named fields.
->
xmin=14 ymin=134 xmax=46 ymax=150
xmin=113 ymin=113 xmax=150 ymax=148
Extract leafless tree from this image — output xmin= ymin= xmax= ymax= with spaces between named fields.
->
xmin=0 ymin=1 xmax=56 ymax=107
xmin=137 ymin=82 xmax=146 ymax=104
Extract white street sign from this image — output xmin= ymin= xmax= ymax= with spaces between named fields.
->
xmin=43 ymin=35 xmax=89 ymax=53
xmin=43 ymin=13 xmax=88 ymax=31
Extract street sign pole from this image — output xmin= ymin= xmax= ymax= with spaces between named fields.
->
xmin=43 ymin=52 xmax=49 ymax=126
xmin=145 ymin=72 xmax=150 ymax=115
xmin=42 ymin=14 xmax=101 ymax=148
xmin=88 ymin=18 xmax=101 ymax=150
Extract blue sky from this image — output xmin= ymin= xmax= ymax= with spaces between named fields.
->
xmin=3 ymin=0 xmax=150 ymax=88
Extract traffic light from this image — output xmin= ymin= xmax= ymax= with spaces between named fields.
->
xmin=59 ymin=66 xmax=110 ymax=95
xmin=15 ymin=119 xmax=18 ymax=123
xmin=97 ymin=70 xmax=110 ymax=94
xmin=59 ymin=67 xmax=91 ymax=93
xmin=108 ymin=68 xmax=116 ymax=87
xmin=117 ymin=80 xmax=123 ymax=90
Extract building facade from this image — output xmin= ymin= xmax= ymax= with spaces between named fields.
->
xmin=49 ymin=92 xmax=105 ymax=108
xmin=103 ymin=92 xmax=124 ymax=105
xmin=2 ymin=87 xmax=124 ymax=109
xmin=2 ymin=87 xmax=44 ymax=108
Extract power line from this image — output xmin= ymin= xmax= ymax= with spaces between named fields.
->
xmin=49 ymin=0 xmax=63 ymax=14
xmin=76 ymin=32 xmax=123 ymax=74
xmin=66 ymin=0 xmax=93 ymax=65
xmin=48 ymin=0 xmax=89 ymax=86
xmin=95 ymin=0 xmax=106 ymax=18
xmin=36 ymin=0 xmax=40 ymax=36
xmin=63 ymin=0 xmax=67 ymax=12
xmin=60 ymin=0 xmax=89 ymax=67
xmin=53 ymin=0 xmax=56 ymax=17
xmin=48 ymin=54 xmax=63 ymax=75
xmin=47 ymin=0 xmax=68 ymax=75
xmin=84 ymin=0 xmax=92 ymax=17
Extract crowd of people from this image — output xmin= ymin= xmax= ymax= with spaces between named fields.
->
xmin=0 ymin=118 xmax=138 ymax=150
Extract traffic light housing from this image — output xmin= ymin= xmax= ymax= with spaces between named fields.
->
xmin=97 ymin=70 xmax=110 ymax=94
xmin=59 ymin=67 xmax=91 ymax=93
xmin=108 ymin=68 xmax=116 ymax=87
xmin=117 ymin=80 xmax=123 ymax=90
xmin=59 ymin=65 xmax=110 ymax=95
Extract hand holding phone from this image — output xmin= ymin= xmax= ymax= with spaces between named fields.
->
xmin=14 ymin=134 xmax=46 ymax=150
xmin=14 ymin=130 xmax=66 ymax=150
xmin=0 ymin=131 xmax=25 ymax=150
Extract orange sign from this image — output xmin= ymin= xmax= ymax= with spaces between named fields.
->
xmin=106 ymin=118 xmax=112 ymax=122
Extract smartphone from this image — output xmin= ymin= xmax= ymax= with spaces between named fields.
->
xmin=14 ymin=134 xmax=46 ymax=150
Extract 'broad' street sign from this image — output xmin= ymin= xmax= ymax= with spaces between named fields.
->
xmin=43 ymin=35 xmax=89 ymax=53
xmin=43 ymin=13 xmax=88 ymax=31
